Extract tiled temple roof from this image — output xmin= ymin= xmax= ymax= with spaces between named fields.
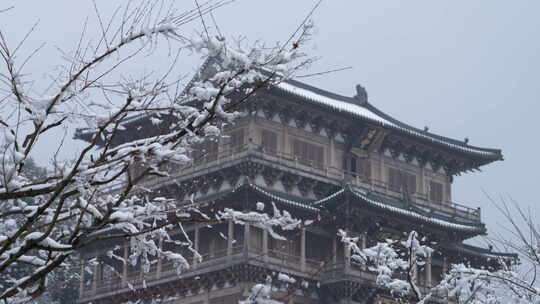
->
xmin=273 ymin=78 xmax=502 ymax=161
xmin=309 ymin=185 xmax=485 ymax=233
xmin=224 ymin=182 xmax=485 ymax=234
xmin=75 ymin=66 xmax=504 ymax=167
xmin=453 ymin=243 xmax=517 ymax=259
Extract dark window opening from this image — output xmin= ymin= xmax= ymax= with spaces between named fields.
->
xmin=348 ymin=154 xmax=371 ymax=181
xmin=230 ymin=129 xmax=244 ymax=152
xmin=293 ymin=139 xmax=324 ymax=168
xmin=430 ymin=181 xmax=443 ymax=203
xmin=388 ymin=168 xmax=416 ymax=194
xmin=261 ymin=129 xmax=278 ymax=154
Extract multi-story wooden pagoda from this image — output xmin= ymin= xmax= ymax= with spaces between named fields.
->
xmin=76 ymin=74 xmax=514 ymax=304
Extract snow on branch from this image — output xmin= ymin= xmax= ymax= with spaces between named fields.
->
xmin=0 ymin=0 xmax=316 ymax=301
xmin=217 ymin=202 xmax=302 ymax=240
xmin=338 ymin=229 xmax=533 ymax=304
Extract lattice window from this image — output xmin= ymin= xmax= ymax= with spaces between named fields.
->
xmin=429 ymin=181 xmax=443 ymax=203
xmin=388 ymin=167 xmax=401 ymax=192
xmin=402 ymin=171 xmax=417 ymax=194
xmin=306 ymin=232 xmax=330 ymax=261
xmin=388 ymin=167 xmax=416 ymax=194
xmin=250 ymin=226 xmax=264 ymax=253
xmin=293 ymin=139 xmax=324 ymax=168
xmin=230 ymin=128 xmax=244 ymax=152
xmin=261 ymin=129 xmax=278 ymax=154
xmin=347 ymin=154 xmax=371 ymax=181
xmin=212 ymin=223 xmax=228 ymax=257
xmin=269 ymin=233 xmax=300 ymax=257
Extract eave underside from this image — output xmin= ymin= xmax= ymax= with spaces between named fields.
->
xmin=272 ymin=79 xmax=503 ymax=163
xmin=179 ymin=181 xmax=486 ymax=238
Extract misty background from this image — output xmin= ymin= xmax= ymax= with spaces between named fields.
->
xmin=2 ymin=0 xmax=539 ymax=247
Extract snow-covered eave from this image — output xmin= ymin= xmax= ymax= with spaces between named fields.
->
xmin=447 ymin=243 xmax=517 ymax=260
xmin=351 ymin=189 xmax=485 ymax=233
xmin=248 ymin=183 xmax=320 ymax=212
xmin=273 ymin=80 xmax=502 ymax=161
xmin=170 ymin=182 xmax=320 ymax=212
xmin=312 ymin=186 xmax=484 ymax=233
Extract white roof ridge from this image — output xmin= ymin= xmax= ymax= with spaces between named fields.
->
xmin=276 ymin=81 xmax=500 ymax=158
xmin=350 ymin=189 xmax=483 ymax=232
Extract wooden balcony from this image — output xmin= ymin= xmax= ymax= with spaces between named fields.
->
xmin=129 ymin=143 xmax=481 ymax=224
xmin=79 ymin=225 xmax=444 ymax=303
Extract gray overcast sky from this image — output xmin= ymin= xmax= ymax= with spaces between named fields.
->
xmin=2 ymin=0 xmax=539 ymax=243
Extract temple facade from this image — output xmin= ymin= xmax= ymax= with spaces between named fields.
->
xmin=77 ymin=76 xmax=514 ymax=304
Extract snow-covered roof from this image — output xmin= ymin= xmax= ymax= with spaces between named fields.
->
xmin=349 ymin=188 xmax=484 ymax=233
xmin=76 ymin=64 xmax=503 ymax=163
xmin=230 ymin=181 xmax=484 ymax=233
xmin=248 ymin=183 xmax=319 ymax=212
xmin=449 ymin=243 xmax=517 ymax=259
xmin=274 ymin=79 xmax=502 ymax=160
xmin=308 ymin=185 xmax=485 ymax=233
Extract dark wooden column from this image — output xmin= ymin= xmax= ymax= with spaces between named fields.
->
xmin=227 ymin=220 xmax=234 ymax=255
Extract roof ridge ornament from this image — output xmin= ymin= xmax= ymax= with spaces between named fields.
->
xmin=354 ymin=84 xmax=368 ymax=105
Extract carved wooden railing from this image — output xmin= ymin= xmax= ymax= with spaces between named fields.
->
xmin=348 ymin=175 xmax=481 ymax=223
xmin=83 ymin=242 xmax=444 ymax=301
xmin=103 ymin=143 xmax=481 ymax=223
xmin=81 ymin=246 xmax=244 ymax=299
xmin=321 ymin=262 xmax=440 ymax=292
xmin=236 ymin=145 xmax=479 ymax=222
xmin=82 ymin=243 xmax=326 ymax=300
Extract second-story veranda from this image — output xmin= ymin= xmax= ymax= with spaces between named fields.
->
xmin=137 ymin=136 xmax=485 ymax=236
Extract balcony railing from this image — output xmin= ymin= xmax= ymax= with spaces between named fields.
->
xmin=174 ymin=144 xmax=480 ymax=222
xmin=105 ymin=143 xmax=480 ymax=223
xmin=81 ymin=243 xmax=444 ymax=302
xmin=352 ymin=175 xmax=481 ymax=222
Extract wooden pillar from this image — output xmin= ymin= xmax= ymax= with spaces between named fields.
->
xmin=426 ymin=255 xmax=432 ymax=287
xmin=122 ymin=246 xmax=128 ymax=286
xmin=227 ymin=220 xmax=234 ymax=255
xmin=344 ymin=242 xmax=351 ymax=270
xmin=329 ymin=135 xmax=335 ymax=170
xmin=361 ymin=233 xmax=367 ymax=249
xmin=282 ymin=120 xmax=289 ymax=154
xmin=420 ymin=166 xmax=426 ymax=198
xmin=380 ymin=155 xmax=386 ymax=192
xmin=262 ymin=229 xmax=268 ymax=260
xmin=412 ymin=261 xmax=418 ymax=285
xmin=300 ymin=228 xmax=306 ymax=271
xmin=361 ymin=233 xmax=367 ymax=270
xmin=92 ymin=259 xmax=99 ymax=293
xmin=193 ymin=224 xmax=200 ymax=267
xmin=442 ymin=256 xmax=448 ymax=275
xmin=79 ymin=258 xmax=85 ymax=299
xmin=157 ymin=237 xmax=163 ymax=279
xmin=442 ymin=256 xmax=448 ymax=298
xmin=344 ymin=149 xmax=352 ymax=182
xmin=332 ymin=238 xmax=337 ymax=264
xmin=244 ymin=223 xmax=250 ymax=254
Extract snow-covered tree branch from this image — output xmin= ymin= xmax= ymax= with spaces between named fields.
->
xmin=338 ymin=226 xmax=538 ymax=304
xmin=0 ymin=1 xmax=315 ymax=302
